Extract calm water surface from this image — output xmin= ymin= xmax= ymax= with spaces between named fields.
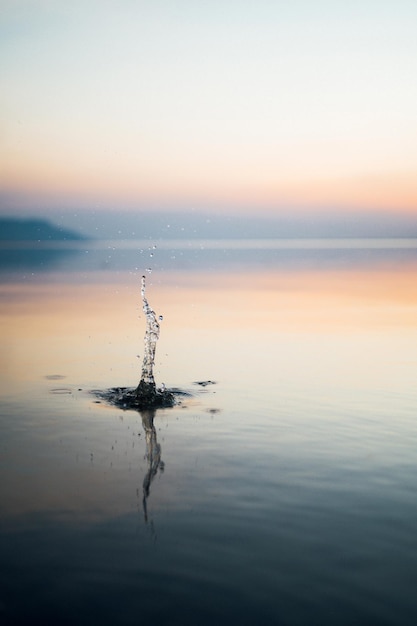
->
xmin=1 ymin=240 xmax=417 ymax=625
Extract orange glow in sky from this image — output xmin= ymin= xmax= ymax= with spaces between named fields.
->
xmin=1 ymin=1 xmax=417 ymax=217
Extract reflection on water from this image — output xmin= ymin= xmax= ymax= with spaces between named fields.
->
xmin=0 ymin=243 xmax=82 ymax=273
xmin=141 ymin=409 xmax=164 ymax=524
xmin=1 ymin=239 xmax=417 ymax=625
xmin=2 ymin=237 xmax=417 ymax=278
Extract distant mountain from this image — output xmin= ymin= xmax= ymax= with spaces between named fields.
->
xmin=0 ymin=217 xmax=86 ymax=241
xmin=3 ymin=211 xmax=417 ymax=242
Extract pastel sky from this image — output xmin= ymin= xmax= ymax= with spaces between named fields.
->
xmin=1 ymin=0 xmax=417 ymax=217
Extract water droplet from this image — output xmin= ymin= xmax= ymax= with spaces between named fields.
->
xmin=146 ymin=268 xmax=152 ymax=273
xmin=158 ymin=315 xmax=163 ymax=321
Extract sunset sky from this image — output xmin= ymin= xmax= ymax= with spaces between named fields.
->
xmin=1 ymin=0 xmax=417 ymax=222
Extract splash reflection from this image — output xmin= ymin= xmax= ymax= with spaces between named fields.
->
xmin=140 ymin=409 xmax=164 ymax=524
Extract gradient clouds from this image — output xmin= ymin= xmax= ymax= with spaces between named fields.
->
xmin=1 ymin=0 xmax=417 ymax=214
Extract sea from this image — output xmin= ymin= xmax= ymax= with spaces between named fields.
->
xmin=1 ymin=237 xmax=417 ymax=625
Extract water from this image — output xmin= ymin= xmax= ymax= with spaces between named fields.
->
xmin=1 ymin=239 xmax=417 ymax=625
xmin=97 ymin=275 xmax=176 ymax=410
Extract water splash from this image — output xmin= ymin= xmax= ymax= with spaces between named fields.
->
xmin=92 ymin=275 xmax=187 ymax=410
xmin=137 ymin=276 xmax=159 ymax=388
xmin=134 ymin=275 xmax=174 ymax=407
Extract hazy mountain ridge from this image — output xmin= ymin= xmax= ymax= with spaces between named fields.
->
xmin=2 ymin=211 xmax=417 ymax=242
xmin=0 ymin=217 xmax=87 ymax=241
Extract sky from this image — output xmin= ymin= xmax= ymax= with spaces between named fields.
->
xmin=1 ymin=0 xmax=417 ymax=224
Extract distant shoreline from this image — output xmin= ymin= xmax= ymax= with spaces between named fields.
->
xmin=2 ymin=212 xmax=417 ymax=242
xmin=0 ymin=217 xmax=87 ymax=242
